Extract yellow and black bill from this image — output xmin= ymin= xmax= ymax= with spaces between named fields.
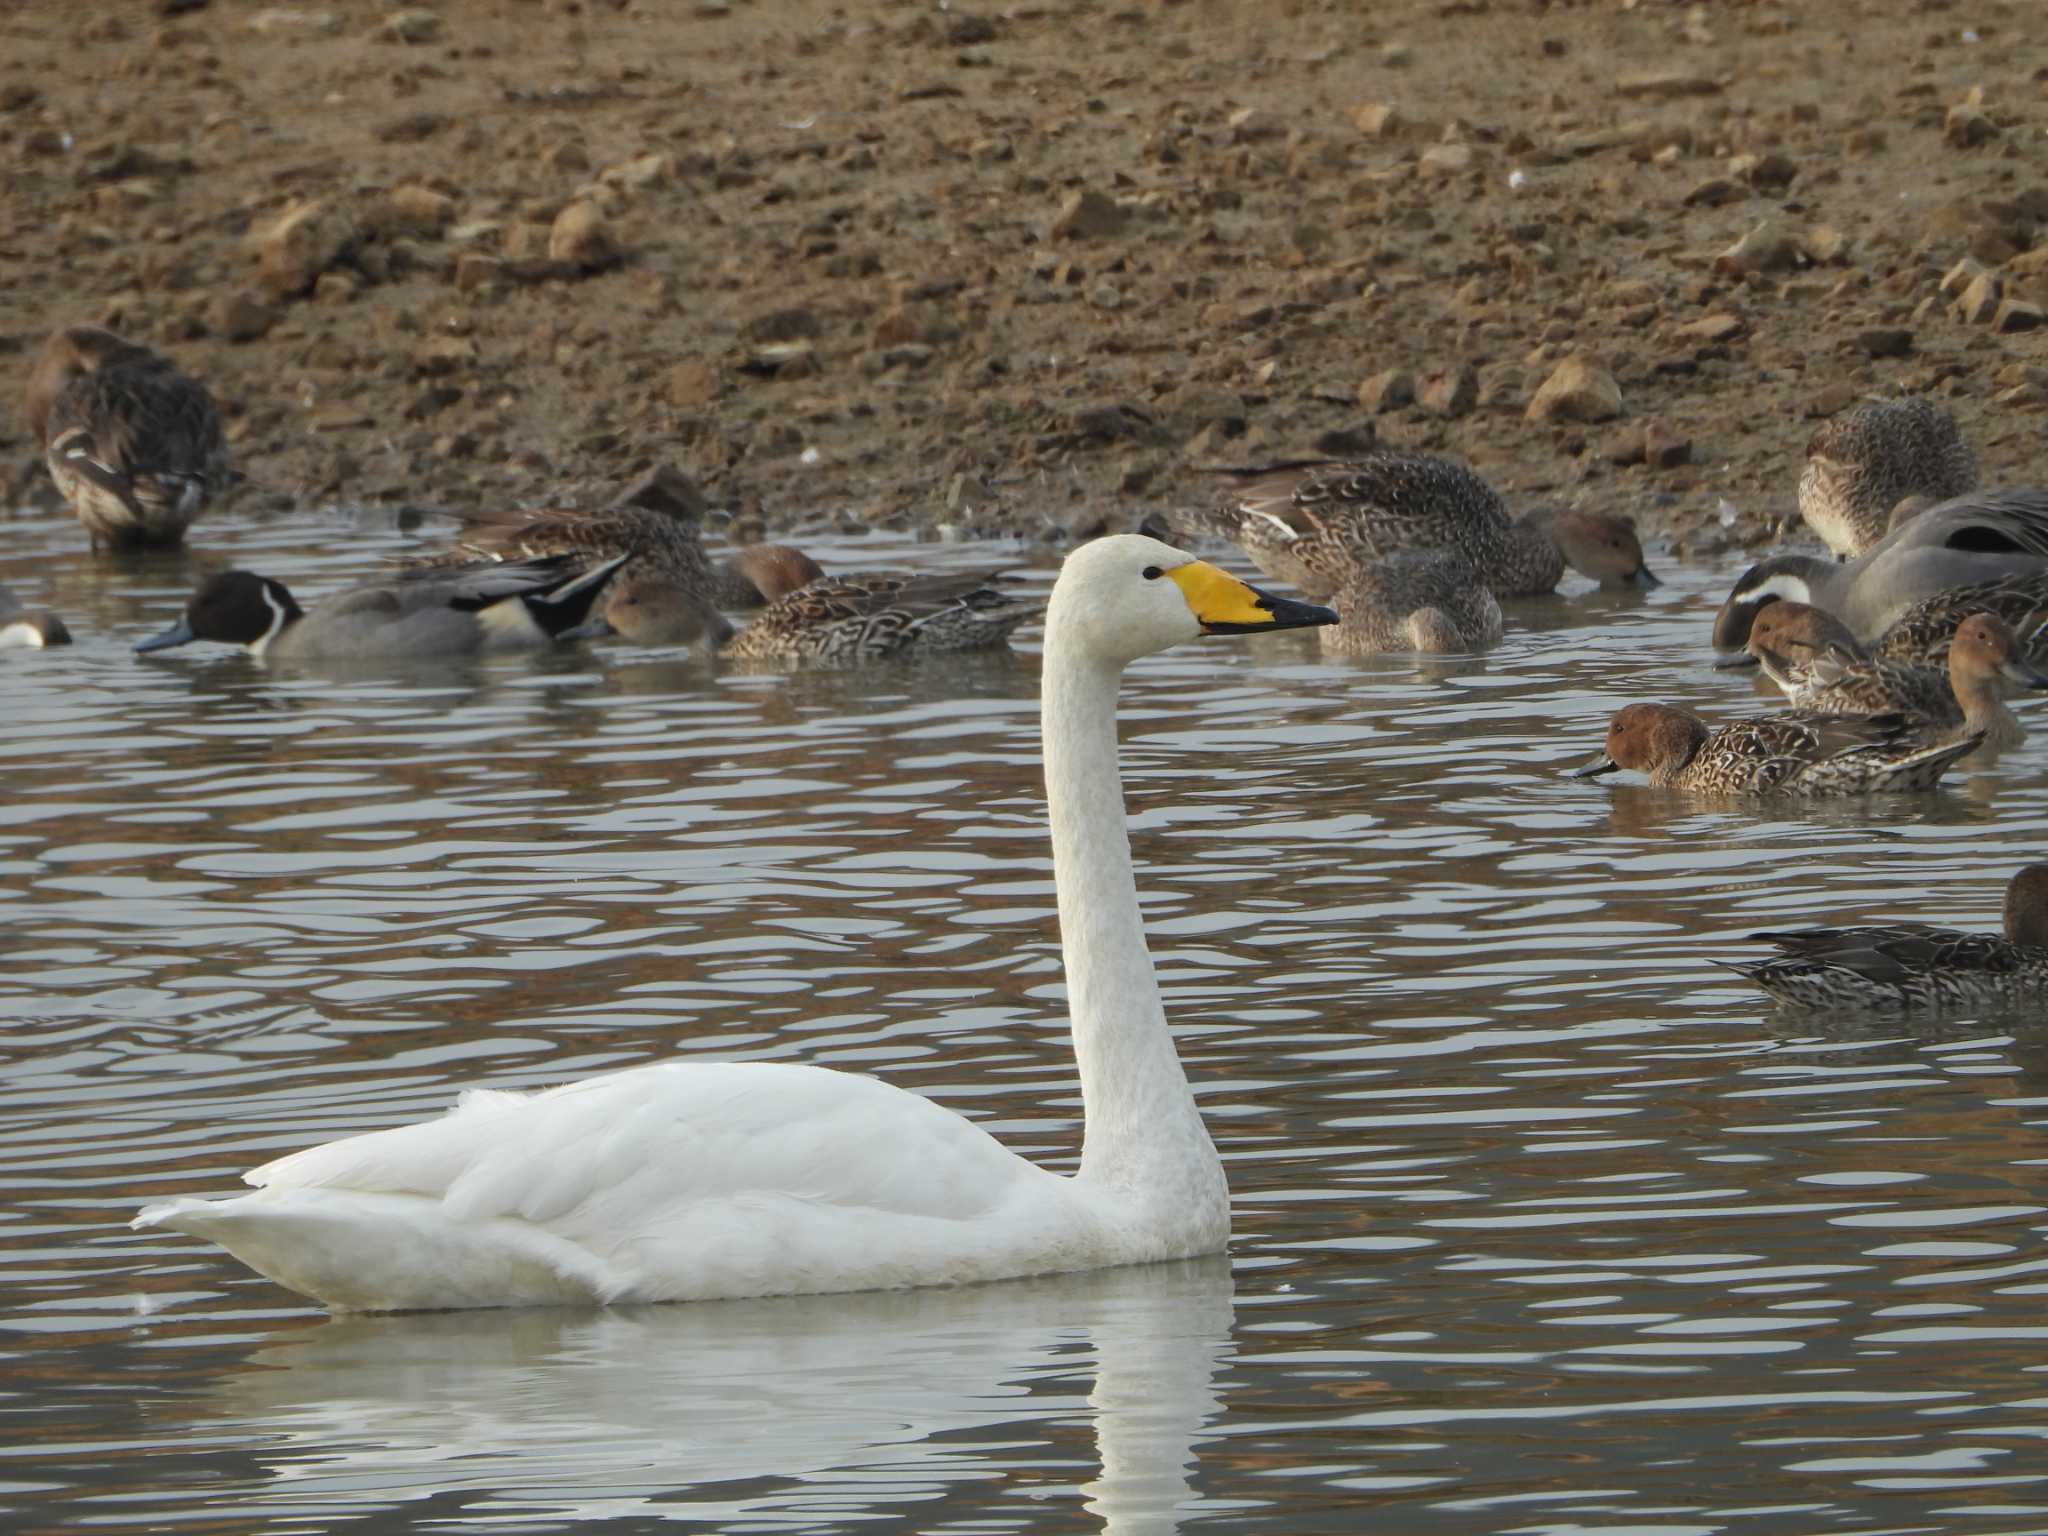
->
xmin=1167 ymin=561 xmax=1336 ymax=634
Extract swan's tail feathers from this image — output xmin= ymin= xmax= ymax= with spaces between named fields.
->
xmin=131 ymin=1190 xmax=622 ymax=1312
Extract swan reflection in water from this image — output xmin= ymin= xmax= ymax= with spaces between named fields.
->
xmin=182 ymin=1257 xmax=1234 ymax=1531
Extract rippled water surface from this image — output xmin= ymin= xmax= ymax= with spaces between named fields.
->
xmin=4 ymin=506 xmax=2046 ymax=1534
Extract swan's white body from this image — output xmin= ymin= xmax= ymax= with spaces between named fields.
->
xmin=133 ymin=536 xmax=1330 ymax=1310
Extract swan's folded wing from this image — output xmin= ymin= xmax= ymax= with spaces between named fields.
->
xmin=246 ymin=1061 xmax=1036 ymax=1230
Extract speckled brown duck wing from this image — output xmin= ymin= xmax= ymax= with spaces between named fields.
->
xmin=723 ymin=570 xmax=1036 ymax=663
xmin=45 ymin=359 xmax=229 ymax=546
xmin=418 ymin=505 xmax=716 ymax=589
xmin=1148 ymin=456 xmax=1516 ymax=600
xmin=1870 ymin=571 xmax=2048 ymax=668
xmin=1772 ymin=652 xmax=1963 ymax=724
xmin=1693 ymin=712 xmax=1977 ymax=793
xmin=1728 ymin=925 xmax=2048 ymax=1010
xmin=1225 ymin=456 xmax=1512 ymax=558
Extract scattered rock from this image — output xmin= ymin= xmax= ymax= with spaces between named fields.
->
xmin=252 ymin=200 xmax=355 ymax=301
xmin=382 ymin=8 xmax=441 ymax=43
xmin=1050 ymin=189 xmax=1127 ymax=241
xmin=1713 ymin=222 xmax=1801 ymax=276
xmin=1683 ymin=177 xmax=1738 ymax=207
xmin=1357 ymin=368 xmax=1415 ymax=413
xmin=1643 ymin=419 xmax=1692 ymax=469
xmin=1956 ymin=271 xmax=2003 ymax=324
xmin=1853 ymin=327 xmax=1913 ymax=359
xmin=666 ymin=357 xmax=721 ymax=406
xmin=1941 ymin=256 xmax=1991 ymax=298
xmin=1418 ymin=365 xmax=1477 ymax=418
xmin=549 ymin=201 xmax=617 ymax=270
xmin=1418 ymin=142 xmax=1475 ymax=178
xmin=1676 ymin=313 xmax=1745 ymax=344
xmin=382 ymin=184 xmax=456 ymax=238
xmin=210 ymin=290 xmax=274 ymax=342
xmin=600 ymin=151 xmax=676 ymax=192
xmin=453 ymin=252 xmax=504 ymax=292
xmin=1993 ymin=298 xmax=2045 ymax=333
xmin=1601 ymin=426 xmax=1645 ymax=466
xmin=1616 ymin=70 xmax=1721 ymax=99
xmin=1802 ymin=225 xmax=1848 ymax=264
xmin=1945 ymin=102 xmax=1998 ymax=149
xmin=412 ymin=335 xmax=476 ymax=376
xmin=1350 ymin=103 xmax=1405 ymax=138
xmin=1526 ymin=354 xmax=1622 ymax=423
xmin=1732 ymin=151 xmax=1798 ymax=189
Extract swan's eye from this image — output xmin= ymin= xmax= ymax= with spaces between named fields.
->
xmin=1142 ymin=565 xmax=1162 ymax=581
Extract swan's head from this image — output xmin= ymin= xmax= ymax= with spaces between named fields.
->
xmin=1048 ymin=534 xmax=1336 ymax=664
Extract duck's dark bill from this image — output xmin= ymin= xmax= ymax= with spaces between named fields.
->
xmin=1631 ymin=566 xmax=1663 ymax=590
xmin=1204 ymin=587 xmax=1338 ymax=635
xmin=1712 ymin=652 xmax=1760 ymax=671
xmin=1572 ymin=752 xmax=1621 ymax=779
xmin=134 ymin=619 xmax=195 ymax=654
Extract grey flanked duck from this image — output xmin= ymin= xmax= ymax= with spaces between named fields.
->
xmin=1144 ymin=453 xmax=1659 ymax=600
xmin=24 ymin=326 xmax=233 ymax=551
xmin=1743 ymin=603 xmax=2048 ymax=751
xmin=0 ymin=585 xmax=72 ymax=649
xmin=574 ymin=565 xmax=1039 ymax=663
xmin=1798 ymin=398 xmax=1977 ymax=558
xmin=135 ymin=555 xmax=628 ymax=662
xmin=1573 ymin=702 xmax=1981 ymax=796
xmin=1866 ymin=569 xmax=2048 ymax=669
xmin=416 ymin=500 xmax=825 ymax=613
xmin=1724 ymin=865 xmax=2048 ymax=1013
xmin=1319 ymin=550 xmax=1503 ymax=656
xmin=1711 ymin=488 xmax=2048 ymax=656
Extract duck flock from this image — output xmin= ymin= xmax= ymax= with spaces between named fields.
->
xmin=10 ymin=323 xmax=2048 ymax=1012
xmin=7 ymin=320 xmax=2047 ymax=1311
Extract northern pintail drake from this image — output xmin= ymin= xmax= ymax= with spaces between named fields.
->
xmin=1146 ymin=454 xmax=1658 ymax=599
xmin=24 ymin=326 xmax=233 ymax=551
xmin=130 ymin=537 xmax=1336 ymax=1311
xmin=1867 ymin=569 xmax=2048 ymax=669
xmin=1712 ymin=488 xmax=2048 ymax=654
xmin=577 ymin=565 xmax=1038 ymax=663
xmin=416 ymin=503 xmax=824 ymax=613
xmin=1724 ymin=864 xmax=2048 ymax=1013
xmin=0 ymin=585 xmax=72 ymax=649
xmin=1573 ymin=702 xmax=1981 ymax=795
xmin=1745 ymin=602 xmax=2048 ymax=751
xmin=1319 ymin=550 xmax=1503 ymax=656
xmin=1799 ymin=398 xmax=1977 ymax=558
xmin=135 ymin=555 xmax=628 ymax=662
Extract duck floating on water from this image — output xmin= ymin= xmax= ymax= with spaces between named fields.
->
xmin=1574 ymin=701 xmax=1981 ymax=796
xmin=574 ymin=564 xmax=1038 ymax=663
xmin=1318 ymin=549 xmax=1503 ymax=656
xmin=1146 ymin=453 xmax=1658 ymax=600
xmin=135 ymin=555 xmax=628 ymax=662
xmin=1712 ymin=488 xmax=2048 ymax=655
xmin=0 ymin=585 xmax=72 ymax=649
xmin=24 ymin=326 xmax=233 ymax=551
xmin=1745 ymin=603 xmax=2048 ymax=752
xmin=1724 ymin=865 xmax=2048 ymax=1013
xmin=1798 ymin=398 xmax=1977 ymax=558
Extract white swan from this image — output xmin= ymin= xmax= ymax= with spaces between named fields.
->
xmin=131 ymin=535 xmax=1335 ymax=1310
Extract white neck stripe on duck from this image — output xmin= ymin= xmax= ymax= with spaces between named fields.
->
xmin=1735 ymin=572 xmax=1815 ymax=609
xmin=250 ymin=587 xmax=295 ymax=657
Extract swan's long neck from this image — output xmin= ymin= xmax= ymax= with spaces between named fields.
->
xmin=1042 ymin=631 xmax=1221 ymax=1197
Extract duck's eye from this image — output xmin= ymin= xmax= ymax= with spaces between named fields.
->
xmin=1142 ymin=565 xmax=1163 ymax=581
